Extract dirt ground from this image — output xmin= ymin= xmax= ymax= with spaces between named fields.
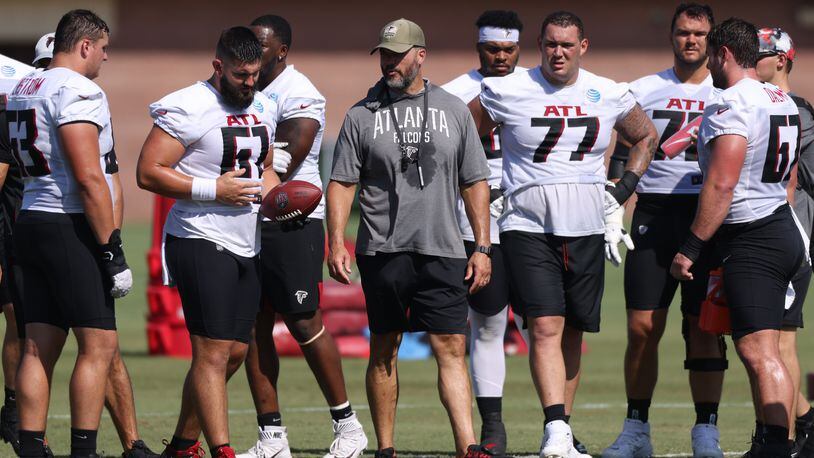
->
xmin=99 ymin=49 xmax=814 ymax=222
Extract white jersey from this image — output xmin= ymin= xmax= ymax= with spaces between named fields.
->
xmin=0 ymin=54 xmax=33 ymax=96
xmin=7 ymin=67 xmax=114 ymax=214
xmin=631 ymin=68 xmax=716 ymax=194
xmin=698 ymin=78 xmax=800 ymax=224
xmin=443 ymin=67 xmax=526 ymax=243
xmin=480 ymin=67 xmax=636 ymax=236
xmin=261 ymin=65 xmax=326 ymax=219
xmin=151 ymin=81 xmax=278 ymax=257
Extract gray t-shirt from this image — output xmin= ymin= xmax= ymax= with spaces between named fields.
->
xmin=791 ymin=94 xmax=814 ymax=238
xmin=331 ymin=79 xmax=489 ymax=258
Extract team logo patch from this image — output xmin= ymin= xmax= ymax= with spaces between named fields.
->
xmin=0 ymin=65 xmax=15 ymax=77
xmin=383 ymin=25 xmax=398 ymax=38
xmin=295 ymin=290 xmax=308 ymax=305
xmin=269 ymin=93 xmax=279 ymax=102
xmin=585 ymin=88 xmax=601 ymax=103
xmin=275 ymin=191 xmax=289 ymax=209
xmin=638 ymin=225 xmax=648 ymax=235
xmin=252 ymin=99 xmax=264 ymax=112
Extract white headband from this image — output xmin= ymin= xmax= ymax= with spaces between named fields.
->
xmin=478 ymin=26 xmax=519 ymax=43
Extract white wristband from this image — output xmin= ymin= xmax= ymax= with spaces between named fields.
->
xmin=191 ymin=177 xmax=217 ymax=201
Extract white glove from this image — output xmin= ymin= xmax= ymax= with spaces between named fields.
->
xmin=604 ymin=205 xmax=634 ymax=266
xmin=604 ymin=182 xmax=621 ymax=217
xmin=110 ymin=269 xmax=133 ymax=298
xmin=489 ymin=186 xmax=504 ymax=218
xmin=272 ymin=142 xmax=291 ymax=174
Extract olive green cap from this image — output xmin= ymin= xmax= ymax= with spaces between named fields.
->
xmin=371 ymin=18 xmax=426 ymax=54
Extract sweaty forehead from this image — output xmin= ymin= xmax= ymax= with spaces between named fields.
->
xmin=250 ymin=25 xmax=281 ymax=45
xmin=674 ymin=14 xmax=711 ymax=33
xmin=543 ymin=25 xmax=580 ymax=43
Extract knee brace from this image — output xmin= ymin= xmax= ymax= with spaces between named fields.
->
xmin=683 ymin=317 xmax=729 ymax=372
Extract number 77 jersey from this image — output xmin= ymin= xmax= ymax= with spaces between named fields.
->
xmin=480 ymin=67 xmax=635 ymax=196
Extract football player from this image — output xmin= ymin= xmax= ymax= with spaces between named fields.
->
xmin=8 ymin=10 xmax=134 ymax=458
xmin=441 ymin=9 xmax=527 ymax=455
xmin=468 ymin=10 xmax=658 ymax=457
xmin=137 ymin=27 xmax=280 ymax=458
xmin=237 ymin=14 xmax=367 ymax=458
xmin=755 ymin=26 xmax=814 ymax=456
xmin=671 ymin=17 xmax=805 ymax=457
xmin=601 ymin=5 xmax=726 ymax=457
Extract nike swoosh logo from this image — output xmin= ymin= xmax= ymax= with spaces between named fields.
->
xmin=299 ymin=103 xmax=311 ymax=109
xmin=722 ymin=255 xmax=731 ymax=263
xmin=716 ymin=107 xmax=729 ymax=115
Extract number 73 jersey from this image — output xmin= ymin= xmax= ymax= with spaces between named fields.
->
xmin=698 ymin=78 xmax=801 ymax=224
xmin=481 ymin=67 xmax=635 ymax=191
xmin=7 ymin=67 xmax=115 ymax=213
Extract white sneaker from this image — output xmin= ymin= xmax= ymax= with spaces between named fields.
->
xmin=540 ymin=420 xmax=575 ymax=458
xmin=323 ymin=412 xmax=368 ymax=458
xmin=691 ymin=424 xmax=724 ymax=458
xmin=237 ymin=426 xmax=292 ymax=458
xmin=601 ymin=419 xmax=653 ymax=458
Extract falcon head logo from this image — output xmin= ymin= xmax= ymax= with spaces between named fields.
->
xmin=383 ymin=25 xmax=398 ymax=39
xmin=295 ymin=290 xmax=309 ymax=304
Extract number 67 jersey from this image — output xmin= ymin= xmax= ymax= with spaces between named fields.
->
xmin=480 ymin=67 xmax=636 ymax=236
xmin=7 ymin=67 xmax=114 ymax=213
xmin=150 ymin=81 xmax=278 ymax=257
xmin=698 ymin=78 xmax=800 ymax=224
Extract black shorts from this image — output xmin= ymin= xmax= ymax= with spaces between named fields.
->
xmin=720 ymin=205 xmax=806 ymax=339
xmin=13 ymin=210 xmax=115 ymax=332
xmin=782 ymin=256 xmax=811 ymax=328
xmin=260 ymin=219 xmax=324 ymax=315
xmin=165 ymin=235 xmax=260 ymax=343
xmin=357 ymin=252 xmax=469 ymax=335
xmin=464 ymin=240 xmax=511 ymax=316
xmin=625 ymin=194 xmax=713 ymax=315
xmin=500 ymin=231 xmax=604 ymax=333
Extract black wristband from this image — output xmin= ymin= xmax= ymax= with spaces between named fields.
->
xmin=608 ymin=157 xmax=627 ymax=181
xmin=679 ymin=232 xmax=706 ymax=263
xmin=606 ymin=170 xmax=640 ymax=205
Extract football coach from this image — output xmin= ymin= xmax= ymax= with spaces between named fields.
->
xmin=326 ymin=18 xmax=492 ymax=458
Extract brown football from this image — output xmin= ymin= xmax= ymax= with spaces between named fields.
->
xmin=260 ymin=180 xmax=322 ymax=222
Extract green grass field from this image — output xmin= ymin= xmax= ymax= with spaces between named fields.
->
xmin=3 ymin=222 xmax=813 ymax=457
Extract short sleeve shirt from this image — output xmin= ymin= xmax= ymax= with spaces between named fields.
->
xmin=331 ymin=80 xmax=489 ymax=258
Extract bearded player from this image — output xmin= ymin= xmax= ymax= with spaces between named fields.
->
xmin=671 ymin=17 xmax=805 ymax=457
xmin=469 ymin=11 xmax=657 ymax=457
xmin=442 ymin=10 xmax=528 ymax=455
xmin=237 ymin=14 xmax=366 ymax=458
xmin=137 ymin=27 xmax=280 ymax=458
xmin=601 ymin=5 xmax=727 ymax=457
xmin=8 ymin=9 xmax=134 ymax=457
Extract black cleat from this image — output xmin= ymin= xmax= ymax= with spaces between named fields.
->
xmin=795 ymin=414 xmax=814 ymax=458
xmin=374 ymin=447 xmax=396 ymax=458
xmin=480 ymin=414 xmax=507 ymax=457
xmin=124 ymin=440 xmax=160 ymax=457
xmin=0 ymin=405 xmax=19 ymax=454
xmin=573 ymin=435 xmax=589 ymax=455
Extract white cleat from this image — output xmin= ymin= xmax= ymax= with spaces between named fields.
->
xmin=323 ymin=412 xmax=368 ymax=458
xmin=237 ymin=426 xmax=292 ymax=458
xmin=601 ymin=419 xmax=653 ymax=458
xmin=691 ymin=424 xmax=724 ymax=458
xmin=540 ymin=420 xmax=575 ymax=458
